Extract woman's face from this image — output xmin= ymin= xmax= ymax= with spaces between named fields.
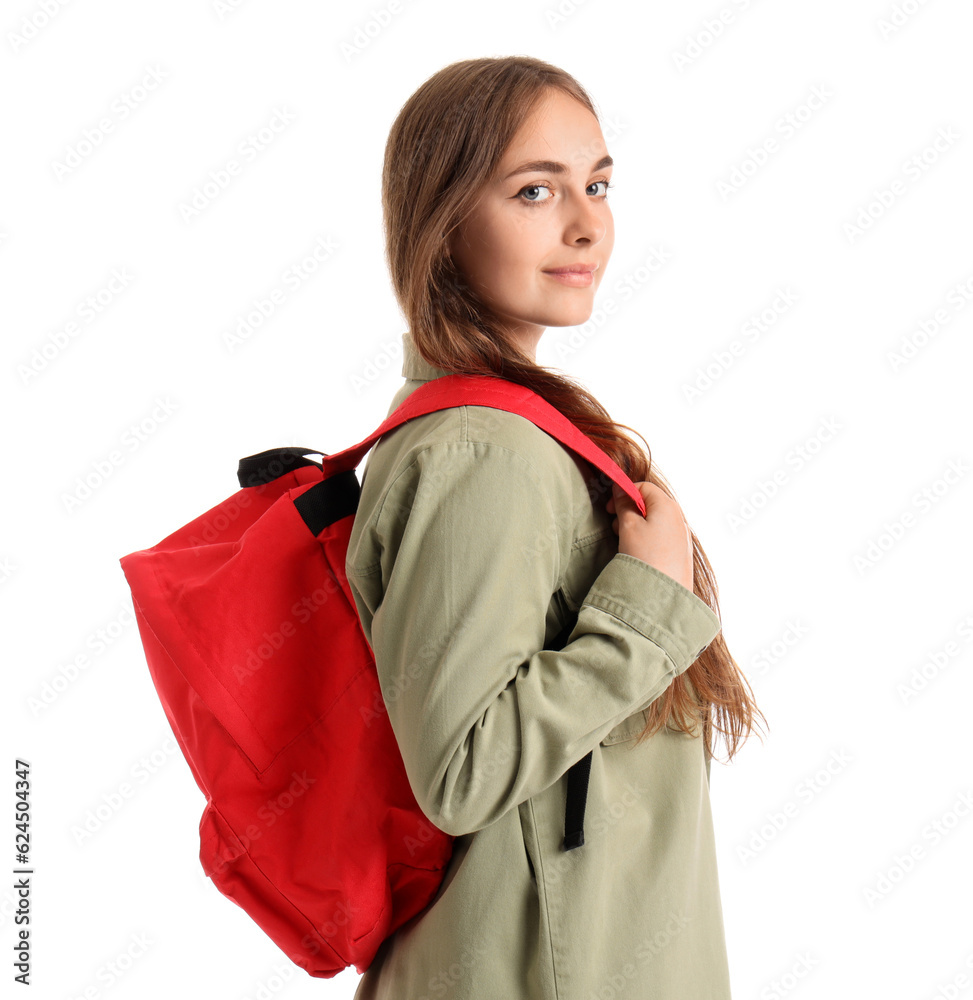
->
xmin=447 ymin=88 xmax=615 ymax=359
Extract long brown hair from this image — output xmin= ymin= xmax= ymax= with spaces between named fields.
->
xmin=381 ymin=55 xmax=767 ymax=764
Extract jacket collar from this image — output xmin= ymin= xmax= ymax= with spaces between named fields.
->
xmin=401 ymin=331 xmax=453 ymax=382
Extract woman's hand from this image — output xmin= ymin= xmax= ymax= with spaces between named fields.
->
xmin=606 ymin=481 xmax=695 ymax=593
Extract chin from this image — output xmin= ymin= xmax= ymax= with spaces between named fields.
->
xmin=545 ymin=306 xmax=595 ymax=328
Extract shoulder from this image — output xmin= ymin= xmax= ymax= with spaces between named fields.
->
xmin=357 ymin=381 xmax=597 ymax=530
xmin=376 ymin=383 xmax=590 ymax=496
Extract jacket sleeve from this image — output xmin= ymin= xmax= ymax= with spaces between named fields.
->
xmin=346 ymin=438 xmax=722 ymax=837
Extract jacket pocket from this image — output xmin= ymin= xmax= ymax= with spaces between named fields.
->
xmin=600 ymin=708 xmax=649 ymax=746
xmin=518 ymin=801 xmax=540 ymax=887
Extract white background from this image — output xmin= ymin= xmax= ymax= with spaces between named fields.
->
xmin=3 ymin=0 xmax=973 ymax=997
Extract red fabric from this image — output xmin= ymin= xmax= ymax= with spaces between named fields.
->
xmin=118 ymin=375 xmax=643 ymax=978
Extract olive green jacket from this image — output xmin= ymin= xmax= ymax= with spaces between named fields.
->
xmin=346 ymin=332 xmax=732 ymax=999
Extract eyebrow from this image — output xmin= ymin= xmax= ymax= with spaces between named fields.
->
xmin=502 ymin=154 xmax=613 ymax=181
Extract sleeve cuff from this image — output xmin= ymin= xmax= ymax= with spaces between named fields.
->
xmin=581 ymin=552 xmax=722 ymax=673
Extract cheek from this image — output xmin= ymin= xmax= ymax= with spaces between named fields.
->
xmin=459 ymin=209 xmax=547 ymax=300
xmin=479 ymin=219 xmax=535 ymax=282
xmin=508 ymin=211 xmax=551 ymax=257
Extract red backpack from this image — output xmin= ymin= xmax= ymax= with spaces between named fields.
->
xmin=118 ymin=373 xmax=646 ymax=978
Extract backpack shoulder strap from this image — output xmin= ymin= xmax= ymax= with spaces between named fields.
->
xmin=320 ymin=374 xmax=647 ymax=515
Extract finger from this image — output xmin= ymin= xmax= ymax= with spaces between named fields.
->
xmin=612 ymin=486 xmax=636 ymax=512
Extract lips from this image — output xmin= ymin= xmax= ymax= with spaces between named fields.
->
xmin=542 ymin=263 xmax=597 ymax=274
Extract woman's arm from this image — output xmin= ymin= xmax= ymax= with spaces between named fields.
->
xmin=346 ymin=437 xmax=721 ymax=837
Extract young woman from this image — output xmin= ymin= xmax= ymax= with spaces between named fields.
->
xmin=346 ymin=55 xmax=766 ymax=1000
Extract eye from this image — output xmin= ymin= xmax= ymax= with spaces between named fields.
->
xmin=517 ymin=183 xmax=553 ymax=204
xmin=515 ymin=180 xmax=614 ymax=207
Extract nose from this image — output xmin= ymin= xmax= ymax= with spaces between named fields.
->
xmin=563 ymin=186 xmax=608 ymax=246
